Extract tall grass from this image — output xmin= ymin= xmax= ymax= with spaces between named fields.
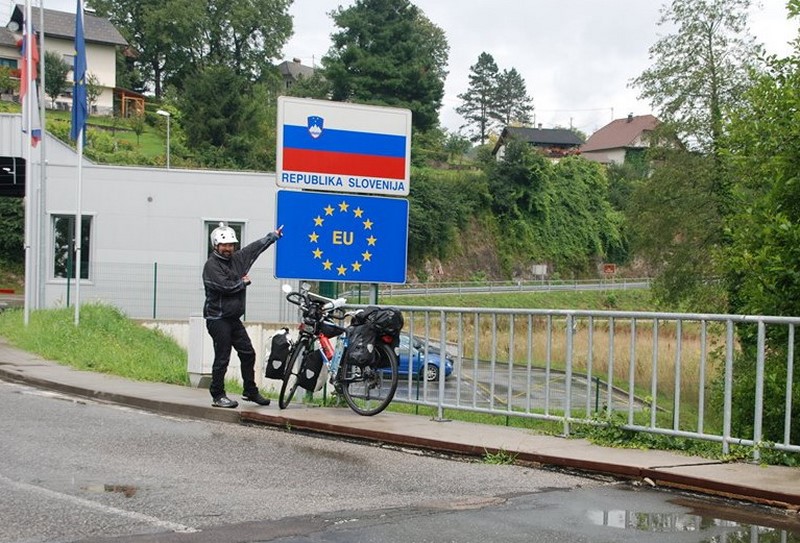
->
xmin=391 ymin=290 xmax=732 ymax=435
xmin=0 ymin=303 xmax=188 ymax=385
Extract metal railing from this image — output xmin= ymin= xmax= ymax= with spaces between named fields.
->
xmin=387 ymin=305 xmax=799 ymax=461
xmin=47 ymin=262 xmax=797 ymax=460
xmin=346 ymin=277 xmax=651 ymax=298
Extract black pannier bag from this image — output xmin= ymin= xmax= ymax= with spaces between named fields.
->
xmin=344 ymin=307 xmax=404 ymax=368
xmin=366 ymin=307 xmax=404 ymax=345
xmin=296 ymin=348 xmax=324 ymax=391
xmin=344 ymin=322 xmax=378 ymax=367
xmin=264 ymin=329 xmax=292 ymax=379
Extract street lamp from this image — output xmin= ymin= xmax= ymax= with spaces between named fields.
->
xmin=156 ymin=109 xmax=170 ymax=169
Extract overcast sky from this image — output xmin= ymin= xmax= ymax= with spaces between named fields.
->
xmin=7 ymin=0 xmax=797 ymax=137
xmin=282 ymin=0 xmax=798 ymax=136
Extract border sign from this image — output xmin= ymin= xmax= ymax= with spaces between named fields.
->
xmin=275 ymin=190 xmax=408 ymax=284
xmin=276 ymin=96 xmax=411 ymax=196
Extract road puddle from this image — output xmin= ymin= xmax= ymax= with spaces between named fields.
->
xmin=586 ymin=496 xmax=800 ymax=542
xmin=82 ymin=484 xmax=138 ymax=498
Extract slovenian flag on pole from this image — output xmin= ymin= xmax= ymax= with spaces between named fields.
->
xmin=19 ymin=23 xmax=41 ymax=147
xmin=70 ymin=0 xmax=87 ymax=142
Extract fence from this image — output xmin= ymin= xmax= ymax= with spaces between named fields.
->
xmin=53 ymin=261 xmax=650 ymax=321
xmin=52 ymin=261 xmax=288 ymax=322
xmin=388 ymin=305 xmax=799 ymax=461
xmin=53 ymin=263 xmax=797 ymax=460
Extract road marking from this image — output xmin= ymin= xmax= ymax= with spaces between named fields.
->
xmin=0 ymin=473 xmax=199 ymax=534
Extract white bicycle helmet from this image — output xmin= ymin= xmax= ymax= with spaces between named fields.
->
xmin=210 ymin=222 xmax=238 ymax=247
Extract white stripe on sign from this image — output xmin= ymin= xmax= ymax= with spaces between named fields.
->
xmin=279 ymin=97 xmax=410 ymax=135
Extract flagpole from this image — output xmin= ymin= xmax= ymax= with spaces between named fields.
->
xmin=37 ymin=0 xmax=48 ymax=310
xmin=72 ymin=0 xmax=87 ymax=326
xmin=22 ymin=0 xmax=33 ymax=326
xmin=74 ymin=128 xmax=83 ymax=325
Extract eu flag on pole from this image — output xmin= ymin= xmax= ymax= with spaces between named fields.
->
xmin=70 ymin=0 xmax=87 ymax=142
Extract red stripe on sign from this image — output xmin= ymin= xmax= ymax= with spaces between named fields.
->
xmin=283 ymin=148 xmax=406 ymax=180
xmin=0 ymin=289 xmax=14 ymax=294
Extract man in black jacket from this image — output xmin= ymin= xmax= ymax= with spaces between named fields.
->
xmin=203 ymin=222 xmax=283 ymax=408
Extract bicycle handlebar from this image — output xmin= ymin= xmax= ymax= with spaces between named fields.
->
xmin=284 ymin=284 xmax=347 ymax=314
xmin=306 ymin=290 xmax=347 ymax=311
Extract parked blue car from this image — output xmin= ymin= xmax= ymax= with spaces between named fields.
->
xmin=396 ymin=333 xmax=454 ymax=381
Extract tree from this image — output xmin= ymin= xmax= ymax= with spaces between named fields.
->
xmin=443 ymin=131 xmax=472 ymax=164
xmin=724 ymin=41 xmax=800 ymax=319
xmin=631 ymin=0 xmax=760 ymax=156
xmin=128 ymin=112 xmax=145 ymax=145
xmin=714 ymin=25 xmax=800 ymax=442
xmin=483 ymin=141 xmax=621 ymax=274
xmin=626 ymin=146 xmax=726 ymax=310
xmin=627 ymin=0 xmax=764 ymax=308
xmin=43 ymin=50 xmax=69 ymax=107
xmin=322 ymin=0 xmax=449 ymax=132
xmin=91 ymin=0 xmax=292 ymax=97
xmin=86 ymin=73 xmax=102 ymax=112
xmin=286 ymin=71 xmax=331 ymax=99
xmin=0 ymin=198 xmax=24 ymax=266
xmin=0 ymin=66 xmax=18 ymax=95
xmin=194 ymin=0 xmax=293 ymax=81
xmin=456 ymin=52 xmax=499 ymax=145
xmin=491 ymin=68 xmax=533 ymax=127
xmin=179 ymin=65 xmax=278 ymax=170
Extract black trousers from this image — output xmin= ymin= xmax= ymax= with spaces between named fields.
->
xmin=205 ymin=318 xmax=257 ymax=399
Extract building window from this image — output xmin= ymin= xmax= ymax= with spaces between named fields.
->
xmin=53 ymin=215 xmax=91 ymax=279
xmin=0 ymin=57 xmax=16 ymax=68
xmin=205 ymin=220 xmax=244 ymax=258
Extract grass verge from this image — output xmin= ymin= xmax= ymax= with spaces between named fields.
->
xmin=0 ymin=303 xmax=188 ymax=385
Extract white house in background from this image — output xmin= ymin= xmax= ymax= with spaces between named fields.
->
xmin=6 ymin=4 xmax=127 ymax=114
xmin=0 ymin=26 xmax=18 ymax=71
xmin=580 ymin=114 xmax=660 ymax=165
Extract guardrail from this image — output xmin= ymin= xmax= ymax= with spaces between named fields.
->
xmin=339 ymin=278 xmax=651 ymax=299
xmin=384 ymin=304 xmax=799 ymax=461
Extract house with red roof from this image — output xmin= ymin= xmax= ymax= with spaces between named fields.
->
xmin=580 ymin=114 xmax=660 ymax=165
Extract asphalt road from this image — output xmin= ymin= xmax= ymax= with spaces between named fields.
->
xmin=3 ymin=379 xmax=799 ymax=543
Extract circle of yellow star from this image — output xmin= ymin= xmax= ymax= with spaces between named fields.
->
xmin=307 ymin=200 xmax=381 ymax=278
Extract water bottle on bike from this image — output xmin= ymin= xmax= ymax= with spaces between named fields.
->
xmin=328 ymin=335 xmax=347 ymax=382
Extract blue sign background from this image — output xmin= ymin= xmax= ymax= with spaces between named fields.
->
xmin=275 ymin=190 xmax=408 ymax=283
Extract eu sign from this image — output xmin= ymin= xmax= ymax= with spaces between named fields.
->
xmin=275 ymin=190 xmax=408 ymax=284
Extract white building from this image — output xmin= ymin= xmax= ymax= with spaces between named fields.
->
xmin=3 ymin=4 xmax=128 ymax=115
xmin=1 ymin=113 xmax=287 ymax=323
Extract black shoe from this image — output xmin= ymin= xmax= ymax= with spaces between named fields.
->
xmin=242 ymin=392 xmax=270 ymax=406
xmin=212 ymin=396 xmax=239 ymax=408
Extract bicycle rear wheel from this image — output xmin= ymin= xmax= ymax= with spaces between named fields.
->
xmin=278 ymin=340 xmax=307 ymax=409
xmin=340 ymin=342 xmax=398 ymax=416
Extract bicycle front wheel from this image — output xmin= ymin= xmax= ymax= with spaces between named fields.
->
xmin=340 ymin=342 xmax=398 ymax=416
xmin=278 ymin=340 xmax=307 ymax=409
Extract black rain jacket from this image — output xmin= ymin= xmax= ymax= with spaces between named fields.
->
xmin=202 ymin=232 xmax=279 ymax=320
